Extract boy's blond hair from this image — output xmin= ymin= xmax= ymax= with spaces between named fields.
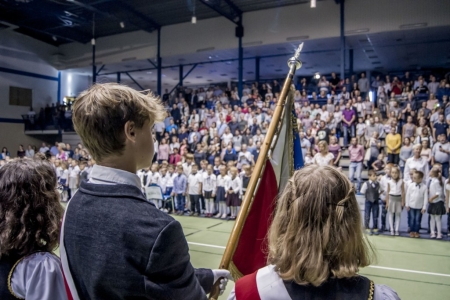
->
xmin=268 ymin=165 xmax=373 ymax=287
xmin=73 ymin=83 xmax=165 ymax=161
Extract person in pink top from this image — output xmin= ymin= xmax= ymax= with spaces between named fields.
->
xmin=348 ymin=137 xmax=365 ymax=192
xmin=157 ymin=138 xmax=169 ymax=164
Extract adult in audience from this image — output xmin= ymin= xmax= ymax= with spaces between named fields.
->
xmin=39 ymin=142 xmax=49 ymax=153
xmin=328 ymin=135 xmax=342 ymax=167
xmin=348 ymin=137 xmax=365 ymax=192
xmin=386 ymin=125 xmax=401 ymax=165
xmin=25 ymin=145 xmax=35 ymax=157
xmin=431 ymin=134 xmax=450 ymax=179
xmin=313 ymin=141 xmax=334 ymax=167
xmin=229 ymin=165 xmax=399 ymax=300
xmin=399 ymin=137 xmax=413 ymax=174
xmin=404 ymin=144 xmax=429 ymax=183
xmin=342 ymin=103 xmax=356 ymax=148
xmin=17 ymin=145 xmax=26 ymax=158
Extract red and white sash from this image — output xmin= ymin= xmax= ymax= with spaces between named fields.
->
xmin=235 ymin=265 xmax=291 ymax=300
xmin=59 ymin=199 xmax=79 ymax=300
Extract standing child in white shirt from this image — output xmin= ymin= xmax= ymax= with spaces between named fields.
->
xmin=215 ymin=166 xmax=229 ymax=219
xmin=356 ymin=117 xmax=366 ymax=146
xmin=59 ymin=161 xmax=69 ymax=202
xmin=202 ymin=165 xmax=217 ymax=218
xmin=158 ymin=167 xmax=170 ymax=212
xmin=428 ymin=169 xmax=447 ymax=239
xmin=405 ymin=171 xmax=427 ymax=238
xmin=68 ymin=160 xmax=80 ymax=200
xmin=386 ymin=166 xmax=404 ymax=236
xmin=187 ymin=164 xmax=203 ymax=216
xmin=378 ymin=164 xmax=392 ymax=232
xmin=403 ymin=168 xmax=415 ymax=233
xmin=226 ymin=167 xmax=242 ymax=220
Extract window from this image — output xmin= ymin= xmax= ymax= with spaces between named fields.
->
xmin=9 ymin=86 xmax=32 ymax=107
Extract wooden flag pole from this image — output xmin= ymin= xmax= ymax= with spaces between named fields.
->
xmin=209 ymin=43 xmax=303 ymax=300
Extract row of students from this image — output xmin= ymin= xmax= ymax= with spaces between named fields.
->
xmin=54 ymin=158 xmax=90 ymax=201
xmin=362 ymin=164 xmax=449 ymax=238
xmin=137 ymin=155 xmax=252 ymax=220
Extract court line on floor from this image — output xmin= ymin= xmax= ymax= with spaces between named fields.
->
xmin=187 ymin=242 xmax=450 ymax=278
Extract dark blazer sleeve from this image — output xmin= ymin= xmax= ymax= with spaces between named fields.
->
xmin=144 ymin=220 xmax=213 ymax=299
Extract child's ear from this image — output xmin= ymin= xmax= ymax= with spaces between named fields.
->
xmin=124 ymin=121 xmax=136 ymax=141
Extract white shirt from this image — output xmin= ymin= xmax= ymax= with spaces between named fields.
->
xmin=167 ymin=172 xmax=176 ymax=187
xmin=225 ymin=176 xmax=242 ymax=196
xmin=429 ymin=178 xmax=445 ymax=203
xmin=60 ymin=169 xmax=69 ymax=181
xmin=388 ymin=178 xmax=403 ymax=196
xmin=202 ymin=173 xmax=217 ymax=192
xmin=217 ymin=174 xmax=229 ymax=188
xmin=406 ymin=182 xmax=428 ymax=210
xmin=158 ymin=174 xmax=170 ymax=193
xmin=69 ymin=165 xmax=80 ymax=178
xmin=404 ymin=157 xmax=429 ymax=182
xmin=379 ymin=175 xmax=391 ymax=200
xmin=182 ymin=162 xmax=193 ymax=177
xmin=151 ymin=171 xmax=161 ymax=185
xmin=222 ymin=133 xmax=234 ymax=145
xmin=360 ymin=180 xmax=382 ymax=194
xmin=188 ymin=172 xmax=203 ymax=195
xmin=313 ymin=152 xmax=334 ymax=166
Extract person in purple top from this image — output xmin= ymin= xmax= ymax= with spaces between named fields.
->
xmin=342 ymin=103 xmax=356 ymax=148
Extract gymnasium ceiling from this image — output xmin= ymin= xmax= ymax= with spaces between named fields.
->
xmin=0 ymin=0 xmax=315 ymax=46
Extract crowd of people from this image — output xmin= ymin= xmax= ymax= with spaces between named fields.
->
xmin=2 ymin=71 xmax=450 ymax=236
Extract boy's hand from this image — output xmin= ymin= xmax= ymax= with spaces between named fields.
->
xmin=182 ymin=192 xmax=185 ymax=196
xmin=421 ymin=209 xmax=426 ymax=214
xmin=406 ymin=206 xmax=410 ymax=211
xmin=225 ymin=193 xmax=228 ymax=198
xmin=212 ymin=194 xmax=216 ymax=198
xmin=171 ymin=192 xmax=174 ymax=197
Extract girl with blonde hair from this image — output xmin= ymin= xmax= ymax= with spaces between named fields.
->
xmin=229 ymin=165 xmax=399 ymax=299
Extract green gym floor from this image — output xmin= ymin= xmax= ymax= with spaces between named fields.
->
xmin=172 ymin=215 xmax=450 ymax=300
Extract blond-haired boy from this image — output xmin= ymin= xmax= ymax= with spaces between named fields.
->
xmin=61 ymin=84 xmax=229 ymax=299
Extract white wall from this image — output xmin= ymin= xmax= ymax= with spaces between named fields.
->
xmin=57 ymin=0 xmax=450 ymax=70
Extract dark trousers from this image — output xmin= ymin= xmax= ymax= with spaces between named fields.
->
xmin=409 ymin=208 xmax=422 ymax=233
xmin=156 ymin=131 xmax=164 ymax=143
xmin=388 ymin=153 xmax=399 ymax=165
xmin=190 ymin=194 xmax=201 ymax=214
xmin=441 ymin=162 xmax=449 ymax=179
xmin=380 ymin=200 xmax=388 ymax=230
xmin=176 ymin=194 xmax=186 ymax=212
xmin=365 ymin=200 xmax=379 ymax=229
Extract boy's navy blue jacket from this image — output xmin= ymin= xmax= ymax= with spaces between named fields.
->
xmin=63 ymin=180 xmax=213 ymax=300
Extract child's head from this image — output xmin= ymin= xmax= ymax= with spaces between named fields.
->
xmin=72 ymin=83 xmax=165 ymax=170
xmin=227 ymin=161 xmax=235 ymax=169
xmin=384 ymin=164 xmax=392 ymax=176
xmin=358 ymin=117 xmax=363 ymax=123
xmin=368 ymin=170 xmax=377 ymax=182
xmin=409 ymin=168 xmax=416 ymax=180
xmin=214 ymin=156 xmax=221 ymax=167
xmin=242 ymin=164 xmax=251 ymax=175
xmin=186 ymin=153 xmax=194 ymax=163
xmin=219 ymin=165 xmax=227 ymax=175
xmin=200 ymin=160 xmax=207 ymax=170
xmin=71 ymin=160 xmax=78 ymax=167
xmin=377 ymin=153 xmax=384 ymax=161
xmin=433 ymin=163 xmax=442 ymax=172
xmin=0 ymin=158 xmax=63 ymax=257
xmin=206 ymin=164 xmax=213 ymax=174
xmin=268 ymin=165 xmax=372 ymax=286
xmin=391 ymin=166 xmax=400 ymax=180
xmin=412 ymin=171 xmax=423 ymax=184
xmin=151 ymin=163 xmax=159 ymax=172
xmin=177 ymin=165 xmax=183 ymax=175
xmin=61 ymin=161 xmax=68 ymax=170
xmin=191 ymin=164 xmax=198 ymax=173
xmin=160 ymin=167 xmax=167 ymax=176
xmin=79 ymin=161 xmax=87 ymax=170
xmin=230 ymin=167 xmax=238 ymax=177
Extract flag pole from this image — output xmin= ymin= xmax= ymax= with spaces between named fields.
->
xmin=209 ymin=43 xmax=304 ymax=300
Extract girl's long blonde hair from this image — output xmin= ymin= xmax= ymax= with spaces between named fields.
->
xmin=268 ymin=165 xmax=374 ymax=287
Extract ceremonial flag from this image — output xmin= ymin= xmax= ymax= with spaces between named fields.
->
xmin=228 ymin=91 xmax=304 ymax=279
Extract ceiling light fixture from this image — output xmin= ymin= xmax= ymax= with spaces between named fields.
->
xmin=314 ymin=73 xmax=320 ymax=80
xmin=311 ymin=0 xmax=316 ymax=8
xmin=52 ymin=36 xmax=57 ymax=41
xmin=120 ymin=22 xmax=125 ymax=28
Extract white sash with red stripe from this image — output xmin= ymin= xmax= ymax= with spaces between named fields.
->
xmin=59 ymin=199 xmax=80 ymax=300
xmin=256 ymin=265 xmax=291 ymax=300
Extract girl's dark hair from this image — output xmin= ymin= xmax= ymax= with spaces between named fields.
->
xmin=0 ymin=158 xmax=63 ymax=258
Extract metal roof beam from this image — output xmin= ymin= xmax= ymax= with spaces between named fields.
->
xmin=198 ymin=0 xmax=242 ymax=25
